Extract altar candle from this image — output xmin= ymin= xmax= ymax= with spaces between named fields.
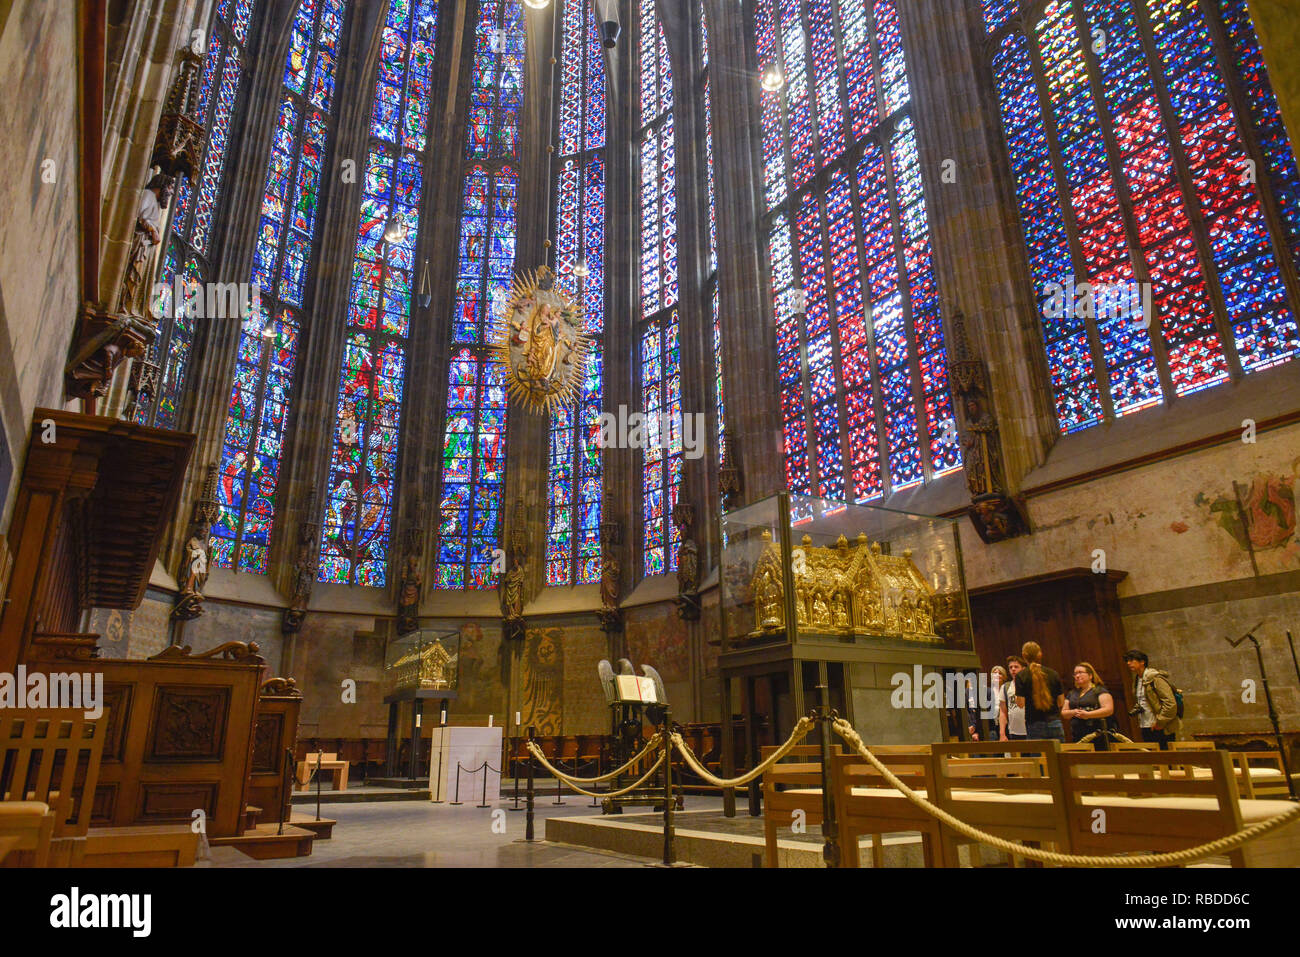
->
xmin=515 ymin=711 xmax=521 ymax=727
xmin=488 ymin=715 xmax=493 ymax=727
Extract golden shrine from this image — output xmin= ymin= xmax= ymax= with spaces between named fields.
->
xmin=384 ymin=637 xmax=456 ymax=697
xmin=749 ymin=531 xmax=942 ymax=643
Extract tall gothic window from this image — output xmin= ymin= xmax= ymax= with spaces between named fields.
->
xmin=757 ymin=0 xmax=961 ymax=508
xmin=138 ymin=0 xmax=256 ymax=429
xmin=435 ymin=0 xmax=523 ymax=589
xmin=701 ymin=4 xmax=724 ymax=466
xmin=212 ymin=0 xmax=349 ymax=573
xmin=985 ymin=0 xmax=1300 ymax=434
xmin=638 ymin=0 xmax=682 ymax=578
xmin=546 ymin=0 xmax=606 ymax=587
xmin=318 ymin=0 xmax=439 ymax=587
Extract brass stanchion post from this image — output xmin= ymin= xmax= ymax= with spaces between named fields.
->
xmin=816 ymin=685 xmax=840 ymax=867
xmin=662 ymin=709 xmax=676 ymax=866
xmin=525 ymin=725 xmax=537 ymax=842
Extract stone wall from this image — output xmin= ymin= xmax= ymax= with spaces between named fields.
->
xmin=0 ymin=0 xmax=81 ymax=529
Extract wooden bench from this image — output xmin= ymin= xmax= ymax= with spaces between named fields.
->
xmin=931 ymin=741 xmax=1070 ymax=867
xmin=296 ymin=752 xmax=349 ymax=791
xmin=832 ymin=749 xmax=947 ymax=868
xmin=0 ymin=709 xmax=105 ymax=866
xmin=1059 ymin=749 xmax=1254 ymax=865
xmin=761 ymin=745 xmax=825 ymax=868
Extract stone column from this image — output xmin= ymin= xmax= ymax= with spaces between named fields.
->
xmin=895 ymin=0 xmax=1060 ymax=488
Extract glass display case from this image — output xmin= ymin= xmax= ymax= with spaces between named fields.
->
xmin=383 ymin=629 xmax=460 ymax=701
xmin=720 ymin=492 xmax=972 ymax=654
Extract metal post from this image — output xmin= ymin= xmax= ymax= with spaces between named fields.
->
xmin=525 ymin=725 xmax=537 ymax=841
xmin=552 ymin=750 xmax=566 ymax=806
xmin=431 ymin=734 xmax=444 ymax=803
xmin=478 ymin=762 xmax=491 ymax=808
xmin=315 ymin=749 xmax=322 ymax=822
xmin=450 ymin=762 xmax=463 ymax=805
xmin=662 ymin=708 xmax=676 ymax=866
xmin=816 ymin=684 xmax=840 ymax=867
xmin=510 ymin=733 xmax=522 ymax=810
xmin=278 ymin=747 xmax=293 ymax=836
xmin=1250 ymin=638 xmax=1298 ymax=802
xmin=1287 ymin=631 xmax=1300 ymax=686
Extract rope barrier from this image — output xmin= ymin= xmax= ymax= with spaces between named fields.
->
xmin=523 ymin=734 xmax=662 ymax=785
xmin=670 ymin=716 xmax=817 ymax=788
xmin=526 ymin=744 xmax=667 ymax=799
xmin=830 ymin=718 xmax=1300 ymax=868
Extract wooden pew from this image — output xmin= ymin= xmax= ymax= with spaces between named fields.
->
xmin=931 ymin=741 xmax=1070 ymax=867
xmin=832 ymin=749 xmax=947 ymax=868
xmin=247 ymin=679 xmax=302 ymax=824
xmin=25 ymin=648 xmax=262 ymax=840
xmin=761 ymin=745 xmax=825 ymax=868
xmin=0 ymin=709 xmax=104 ymax=866
xmin=1058 ymin=749 xmax=1250 ymax=866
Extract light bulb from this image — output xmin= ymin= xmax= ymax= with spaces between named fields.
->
xmin=761 ymin=65 xmax=784 ymax=93
xmin=523 ymin=0 xmax=551 ymax=9
xmin=573 ymin=258 xmax=590 ymax=278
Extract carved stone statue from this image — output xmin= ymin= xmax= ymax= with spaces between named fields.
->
xmin=120 ymin=172 xmax=174 ymax=316
xmin=598 ymin=553 xmax=622 ymax=632
xmin=396 ymin=554 xmax=422 ymax=635
xmin=172 ymin=465 xmax=218 ymax=623
xmin=282 ymin=489 xmax=320 ymax=634
xmin=500 ymin=564 xmax=525 ymax=622
xmin=948 ymin=310 xmax=1030 ymax=544
xmin=171 ymin=534 xmax=208 ymax=621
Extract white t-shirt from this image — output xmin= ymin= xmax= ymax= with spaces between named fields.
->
xmin=1003 ymin=681 xmax=1026 ymax=736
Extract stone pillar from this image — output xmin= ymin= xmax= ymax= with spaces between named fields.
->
xmin=705 ymin=0 xmax=784 ymax=504
xmin=99 ymin=0 xmax=208 ymax=334
xmin=1248 ymin=0 xmax=1300 ymax=149
xmin=894 ymin=0 xmax=1060 ymax=488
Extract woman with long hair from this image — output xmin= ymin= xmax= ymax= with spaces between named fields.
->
xmin=1064 ymin=662 xmax=1116 ymax=749
xmin=1013 ymin=641 xmax=1065 ymax=742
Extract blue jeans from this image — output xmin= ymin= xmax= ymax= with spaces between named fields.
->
xmin=1025 ymin=718 xmax=1065 ymax=742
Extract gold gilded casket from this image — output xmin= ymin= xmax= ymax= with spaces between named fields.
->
xmin=750 ymin=530 xmax=943 ymax=643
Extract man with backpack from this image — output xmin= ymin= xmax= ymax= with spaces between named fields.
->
xmin=1123 ymin=650 xmax=1182 ymax=748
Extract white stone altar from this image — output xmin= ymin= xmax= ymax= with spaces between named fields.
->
xmin=430 ymin=726 xmax=503 ymax=803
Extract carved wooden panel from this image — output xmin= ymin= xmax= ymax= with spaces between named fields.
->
xmin=90 ymin=783 xmax=119 ymax=825
xmin=101 ymin=683 xmax=133 ymax=761
xmin=137 ymin=781 xmax=218 ymax=822
xmin=252 ymin=712 xmax=285 ymax=773
xmin=146 ymin=685 xmax=231 ymax=762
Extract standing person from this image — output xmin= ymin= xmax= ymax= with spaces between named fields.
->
xmin=1013 ymin=641 xmax=1064 ymax=742
xmin=1001 ymin=657 xmax=1027 ymax=740
xmin=1123 ymin=650 xmax=1181 ymax=748
xmin=1063 ymin=662 xmax=1115 ymax=749
xmin=965 ymin=670 xmax=1002 ymax=742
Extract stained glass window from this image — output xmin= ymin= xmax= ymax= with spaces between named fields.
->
xmin=212 ymin=0 xmax=348 ymax=574
xmin=135 ymin=0 xmax=257 ymax=429
xmin=701 ymin=5 xmax=724 ymax=464
xmin=317 ymin=0 xmax=438 ymax=587
xmin=986 ymin=0 xmax=1300 ymax=435
xmin=435 ymin=0 xmax=523 ymax=589
xmin=756 ymin=0 xmax=961 ymax=503
xmin=547 ymin=0 xmax=606 ymax=587
xmin=638 ymin=0 xmax=682 ymax=576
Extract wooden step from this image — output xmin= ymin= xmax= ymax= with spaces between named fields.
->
xmin=84 ymin=825 xmax=199 ymax=868
xmin=211 ymin=823 xmax=314 ymax=860
xmin=243 ymin=805 xmax=262 ymax=830
xmin=289 ymin=814 xmax=336 ymax=840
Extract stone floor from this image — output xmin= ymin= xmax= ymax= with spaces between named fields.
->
xmin=206 ymin=794 xmax=709 ymax=868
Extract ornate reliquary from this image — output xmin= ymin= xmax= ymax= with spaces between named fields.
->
xmin=749 ymin=531 xmax=944 ymax=643
xmin=385 ymin=639 xmax=455 ymax=696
